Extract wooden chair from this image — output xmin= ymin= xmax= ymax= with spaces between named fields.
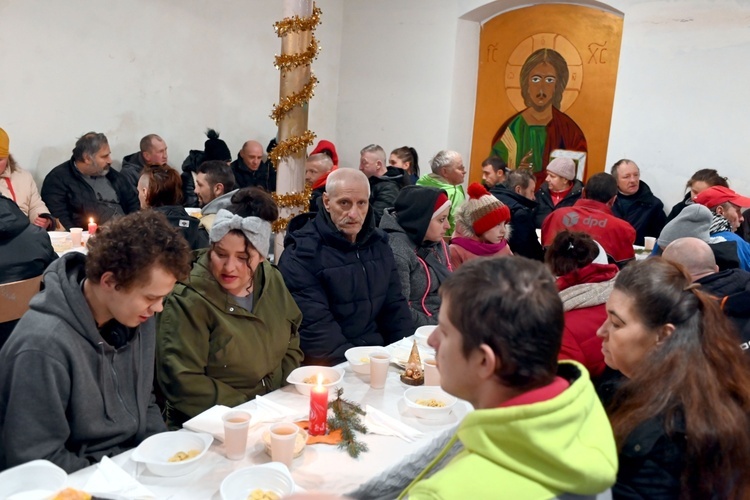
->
xmin=0 ymin=275 xmax=43 ymax=324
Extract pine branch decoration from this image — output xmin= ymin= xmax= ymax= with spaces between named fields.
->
xmin=328 ymin=387 xmax=369 ymax=458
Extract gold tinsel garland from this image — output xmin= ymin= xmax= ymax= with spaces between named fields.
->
xmin=270 ymin=75 xmax=318 ymax=124
xmin=274 ymin=35 xmax=320 ymax=72
xmin=268 ymin=129 xmax=317 ymax=167
xmin=270 ymin=4 xmax=321 ymax=232
xmin=273 ymin=5 xmax=322 ymax=37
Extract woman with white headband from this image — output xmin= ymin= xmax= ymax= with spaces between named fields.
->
xmin=156 ymin=187 xmax=303 ymax=428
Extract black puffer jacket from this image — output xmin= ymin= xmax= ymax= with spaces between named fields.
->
xmin=40 ymin=158 xmax=140 ymax=230
xmin=0 ymin=195 xmax=56 ymax=285
xmin=490 ymin=183 xmax=544 ymax=261
xmin=180 ymin=150 xmax=205 ymax=208
xmin=152 ymin=205 xmax=209 ymax=251
xmin=278 ymin=206 xmax=413 ymax=366
xmin=230 ymin=157 xmax=277 ymax=193
xmin=369 ymin=166 xmax=406 ymax=226
xmin=534 ymin=178 xmax=583 ymax=228
xmin=612 ymin=181 xmax=667 ymax=246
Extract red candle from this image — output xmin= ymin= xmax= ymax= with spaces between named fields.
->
xmin=309 ymin=374 xmax=328 ymax=436
xmin=88 ymin=218 xmax=97 ymax=235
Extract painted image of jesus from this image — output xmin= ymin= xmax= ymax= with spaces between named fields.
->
xmin=490 ymin=48 xmax=587 ymax=187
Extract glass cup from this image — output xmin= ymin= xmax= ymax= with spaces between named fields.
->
xmin=222 ymin=410 xmax=251 ymax=460
xmin=69 ymin=227 xmax=83 ymax=247
xmin=369 ymin=353 xmax=391 ymax=389
xmin=424 ymin=358 xmax=440 ymax=386
xmin=269 ymin=422 xmax=299 ymax=468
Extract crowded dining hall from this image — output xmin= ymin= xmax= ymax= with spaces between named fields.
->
xmin=2 ymin=1 xmax=750 ymax=499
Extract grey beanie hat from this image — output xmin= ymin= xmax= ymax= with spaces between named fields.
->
xmin=657 ymin=204 xmax=712 ymax=248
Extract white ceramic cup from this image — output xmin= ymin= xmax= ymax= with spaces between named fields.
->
xmin=69 ymin=227 xmax=83 ymax=247
xmin=424 ymin=358 xmax=440 ymax=386
xmin=269 ymin=422 xmax=299 ymax=468
xmin=222 ymin=410 xmax=251 ymax=460
xmin=644 ymin=236 xmax=656 ymax=251
xmin=369 ymin=353 xmax=391 ymax=389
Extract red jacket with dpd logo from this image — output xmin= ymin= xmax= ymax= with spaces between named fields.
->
xmin=541 ymin=199 xmax=637 ymax=264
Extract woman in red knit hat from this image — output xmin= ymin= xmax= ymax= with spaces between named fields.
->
xmin=450 ymin=182 xmax=512 ymax=269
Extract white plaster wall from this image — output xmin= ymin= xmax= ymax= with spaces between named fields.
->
xmin=0 ymin=0 xmax=343 ymax=181
xmin=3 ymin=0 xmax=750 ymax=212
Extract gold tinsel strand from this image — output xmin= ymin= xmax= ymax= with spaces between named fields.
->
xmin=268 ymin=130 xmax=317 ymax=167
xmin=274 ymin=5 xmax=322 ymax=37
xmin=274 ymin=35 xmax=320 ymax=72
xmin=270 ymin=75 xmax=318 ymax=124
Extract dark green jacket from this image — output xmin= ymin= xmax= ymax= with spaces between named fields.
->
xmin=156 ymin=251 xmax=303 ymax=427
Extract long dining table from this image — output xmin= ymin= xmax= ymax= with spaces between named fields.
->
xmin=66 ymin=336 xmax=471 ymax=499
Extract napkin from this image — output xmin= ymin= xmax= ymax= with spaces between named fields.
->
xmin=83 ymin=456 xmax=155 ymax=499
xmin=182 ymin=404 xmax=232 ymax=442
xmin=365 ymin=405 xmax=424 ymax=443
xmin=248 ymin=395 xmax=308 ymax=428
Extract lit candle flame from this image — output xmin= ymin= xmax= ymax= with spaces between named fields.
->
xmin=316 ymin=373 xmax=323 ymax=387
xmin=89 ymin=217 xmax=94 ymax=224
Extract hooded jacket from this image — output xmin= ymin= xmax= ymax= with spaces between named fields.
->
xmin=557 ymin=263 xmax=618 ymax=379
xmin=401 ymin=362 xmax=617 ymax=499
xmin=40 ymin=158 xmax=140 ymax=230
xmin=309 ymin=166 xmax=338 ymax=213
xmin=369 ymin=166 xmax=406 ymax=226
xmin=535 ymin=178 xmax=584 ymax=228
xmin=490 ymin=183 xmax=544 ymax=261
xmin=416 ymin=173 xmax=466 ymax=236
xmin=310 ymin=140 xmax=339 ymax=167
xmin=0 ymin=253 xmax=165 ymax=473
xmin=199 ymin=189 xmax=238 ymax=231
xmin=278 ymin=205 xmax=413 ymax=366
xmin=379 ymin=187 xmax=452 ymax=327
xmin=153 ymin=205 xmax=208 ymax=251
xmin=156 ymin=252 xmax=303 ymax=428
xmin=612 ymin=181 xmax=667 ymax=246
xmin=0 ymin=195 xmax=56 ymax=285
xmin=230 ymin=156 xmax=277 ymax=193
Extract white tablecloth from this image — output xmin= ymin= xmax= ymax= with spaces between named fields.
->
xmin=67 ymin=340 xmax=470 ymax=498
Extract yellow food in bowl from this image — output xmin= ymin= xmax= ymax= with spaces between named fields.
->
xmin=359 ymin=357 xmax=371 ymax=363
xmin=167 ymin=449 xmax=200 ymax=462
xmin=247 ymin=489 xmax=280 ymax=500
xmin=416 ymin=398 xmax=446 ymax=408
xmin=303 ymin=376 xmax=331 ymax=384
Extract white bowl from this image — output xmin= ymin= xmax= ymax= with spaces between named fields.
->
xmin=131 ymin=431 xmax=213 ymax=477
xmin=286 ymin=366 xmax=344 ymax=396
xmin=414 ymin=326 xmax=437 ymax=347
xmin=220 ymin=462 xmax=295 ymax=500
xmin=0 ymin=460 xmax=67 ymax=500
xmin=403 ymin=386 xmax=457 ymax=420
xmin=345 ymin=346 xmax=390 ymax=374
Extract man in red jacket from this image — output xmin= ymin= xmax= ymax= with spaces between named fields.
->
xmin=542 ymin=173 xmax=636 ymax=266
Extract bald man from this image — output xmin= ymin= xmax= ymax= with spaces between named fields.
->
xmin=230 ymin=139 xmax=276 ymax=192
xmin=278 ymin=169 xmax=413 ymax=366
xmin=663 ymin=237 xmax=750 ymax=297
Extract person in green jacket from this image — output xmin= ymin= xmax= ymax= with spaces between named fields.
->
xmin=400 ymin=256 xmax=617 ymax=499
xmin=156 ymin=188 xmax=303 ymax=428
xmin=416 ymin=150 xmax=466 ymax=236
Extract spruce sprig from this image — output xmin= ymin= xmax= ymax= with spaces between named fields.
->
xmin=327 ymin=387 xmax=369 ymax=458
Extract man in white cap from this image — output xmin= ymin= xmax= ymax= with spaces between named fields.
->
xmin=534 ymin=157 xmax=583 ymax=228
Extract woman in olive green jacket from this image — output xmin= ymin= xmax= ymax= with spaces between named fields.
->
xmin=156 ymin=188 xmax=303 ymax=428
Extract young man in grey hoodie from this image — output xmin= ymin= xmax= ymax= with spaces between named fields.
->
xmin=0 ymin=210 xmax=192 ymax=473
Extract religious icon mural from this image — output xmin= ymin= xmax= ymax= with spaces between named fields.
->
xmin=470 ymin=4 xmax=623 ymax=186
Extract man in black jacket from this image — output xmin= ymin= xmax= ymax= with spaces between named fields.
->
xmin=278 ymin=168 xmax=413 ymax=366
xmin=359 ymin=144 xmax=404 ymax=226
xmin=611 ymin=159 xmax=667 ymax=245
xmin=41 ymin=132 xmax=139 ymax=230
xmin=490 ymin=170 xmax=544 ymax=261
xmin=230 ymin=140 xmax=276 ymax=193
xmin=120 ymin=134 xmax=168 ymax=191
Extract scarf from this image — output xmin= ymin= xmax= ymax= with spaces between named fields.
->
xmin=559 ymin=279 xmax=615 ymax=312
xmin=450 ymin=236 xmax=509 ymax=257
xmin=709 ymin=213 xmax=733 ymax=235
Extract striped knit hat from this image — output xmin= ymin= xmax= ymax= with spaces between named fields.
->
xmin=456 ymin=183 xmax=511 ymax=237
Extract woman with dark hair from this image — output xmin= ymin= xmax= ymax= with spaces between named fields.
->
xmin=666 ymin=168 xmax=728 ymax=222
xmin=545 ymin=231 xmax=617 ymax=380
xmin=389 ymin=146 xmax=420 ymax=184
xmin=597 ymin=258 xmax=750 ymax=499
xmin=156 ymin=187 xmax=303 ymax=428
xmin=138 ymin=164 xmax=208 ymax=250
